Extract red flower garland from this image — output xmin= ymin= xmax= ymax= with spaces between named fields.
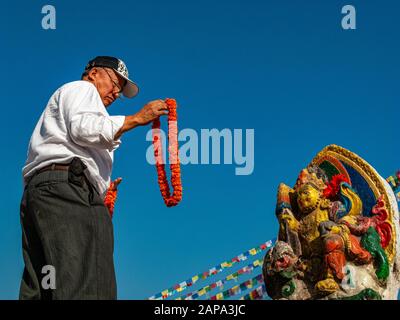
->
xmin=152 ymin=98 xmax=182 ymax=207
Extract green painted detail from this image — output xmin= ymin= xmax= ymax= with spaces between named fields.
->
xmin=282 ymin=280 xmax=295 ymax=298
xmin=361 ymin=227 xmax=389 ymax=280
xmin=281 ymin=270 xmax=297 ymax=279
xmin=319 ymin=161 xmax=340 ymax=181
xmin=338 ymin=288 xmax=382 ymax=300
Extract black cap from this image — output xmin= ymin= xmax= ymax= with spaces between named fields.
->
xmin=85 ymin=56 xmax=139 ymax=98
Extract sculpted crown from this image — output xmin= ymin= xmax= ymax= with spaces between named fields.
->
xmin=294 ymin=165 xmax=327 ymax=192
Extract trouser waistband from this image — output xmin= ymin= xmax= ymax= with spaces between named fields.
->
xmin=26 ymin=158 xmax=99 ymax=195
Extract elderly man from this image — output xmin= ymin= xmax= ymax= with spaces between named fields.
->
xmin=20 ymin=56 xmax=168 ymax=300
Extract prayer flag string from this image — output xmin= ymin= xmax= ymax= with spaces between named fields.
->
xmin=239 ymin=284 xmax=267 ymax=300
xmin=208 ymin=274 xmax=264 ymax=300
xmin=386 ymin=171 xmax=400 ymax=192
xmin=176 ymin=259 xmax=263 ymax=300
xmin=148 ymin=239 xmax=274 ymax=300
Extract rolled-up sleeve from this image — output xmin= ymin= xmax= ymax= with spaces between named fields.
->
xmin=70 ymin=113 xmax=125 ymax=151
xmin=61 ymin=82 xmax=126 ymax=152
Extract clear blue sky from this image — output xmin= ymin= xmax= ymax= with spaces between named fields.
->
xmin=0 ymin=0 xmax=398 ymax=299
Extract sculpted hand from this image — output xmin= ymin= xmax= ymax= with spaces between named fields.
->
xmin=280 ymin=208 xmax=300 ymax=232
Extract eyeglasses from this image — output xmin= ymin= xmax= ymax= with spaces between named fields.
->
xmin=102 ymin=68 xmax=123 ymax=99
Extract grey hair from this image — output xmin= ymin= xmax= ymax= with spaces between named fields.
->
xmin=81 ymin=67 xmax=101 ymax=79
xmin=81 ymin=70 xmax=89 ymax=79
xmin=81 ymin=66 xmax=111 ymax=79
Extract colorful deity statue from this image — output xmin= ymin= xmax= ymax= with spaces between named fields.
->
xmin=263 ymin=145 xmax=400 ymax=300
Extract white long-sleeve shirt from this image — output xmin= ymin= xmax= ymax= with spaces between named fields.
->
xmin=23 ymin=80 xmax=126 ymax=198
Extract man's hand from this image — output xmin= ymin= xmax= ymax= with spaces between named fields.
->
xmin=134 ymin=100 xmax=169 ymax=126
xmin=110 ymin=177 xmax=122 ymax=191
xmin=114 ymin=99 xmax=169 ymax=140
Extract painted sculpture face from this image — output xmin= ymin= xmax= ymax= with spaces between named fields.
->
xmin=265 ymin=241 xmax=298 ymax=274
xmin=297 ymin=184 xmax=321 ymax=214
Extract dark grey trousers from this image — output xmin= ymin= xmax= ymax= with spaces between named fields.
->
xmin=19 ymin=159 xmax=117 ymax=300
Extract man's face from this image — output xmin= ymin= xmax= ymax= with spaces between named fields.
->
xmin=87 ymin=67 xmax=126 ymax=107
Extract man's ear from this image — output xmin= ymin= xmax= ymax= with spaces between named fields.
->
xmin=87 ymin=68 xmax=99 ymax=81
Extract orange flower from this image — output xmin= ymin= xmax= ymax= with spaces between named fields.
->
xmin=152 ymin=98 xmax=182 ymax=207
xmin=104 ymin=185 xmax=117 ymax=218
xmin=104 ymin=178 xmax=121 ymax=218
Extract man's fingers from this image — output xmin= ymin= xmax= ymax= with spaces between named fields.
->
xmin=111 ymin=178 xmax=122 ymax=191
xmin=157 ymin=102 xmax=168 ymax=110
xmin=156 ymin=110 xmax=169 ymax=116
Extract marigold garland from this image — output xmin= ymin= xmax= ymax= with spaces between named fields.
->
xmin=152 ymin=98 xmax=182 ymax=207
xmin=104 ymin=181 xmax=118 ymax=218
